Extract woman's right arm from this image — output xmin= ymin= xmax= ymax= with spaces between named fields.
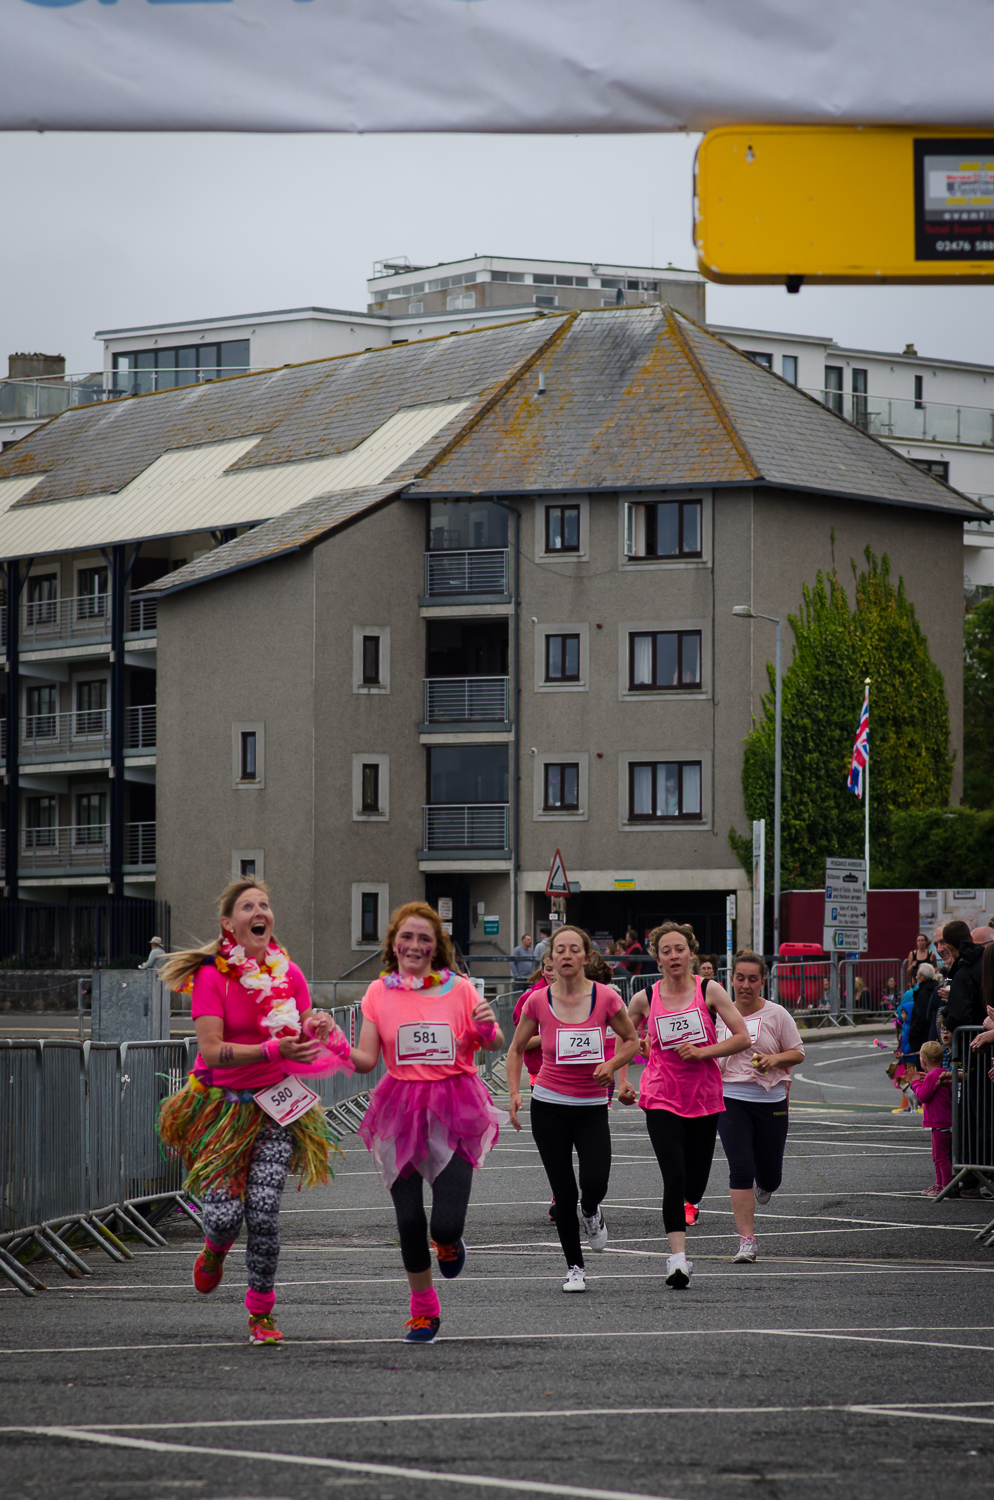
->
xmin=194 ymin=1015 xmax=320 ymax=1068
xmin=349 ymin=1017 xmax=383 ymax=1074
xmin=617 ymin=992 xmax=650 ymax=1102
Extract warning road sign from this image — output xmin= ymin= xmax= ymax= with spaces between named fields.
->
xmin=545 ymin=849 xmax=571 ymax=898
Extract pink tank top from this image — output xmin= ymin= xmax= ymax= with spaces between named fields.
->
xmin=638 ymin=976 xmax=724 ymax=1118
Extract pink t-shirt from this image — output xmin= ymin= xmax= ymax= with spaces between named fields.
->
xmin=191 ymin=959 xmax=312 ymax=1090
xmin=522 ymin=983 xmax=625 ymax=1101
xmin=717 ymin=1001 xmax=804 ymax=1093
xmin=361 ymin=974 xmax=483 ymax=1081
xmin=513 ymin=984 xmax=545 ymax=1076
xmin=638 ymin=977 xmax=724 ymax=1118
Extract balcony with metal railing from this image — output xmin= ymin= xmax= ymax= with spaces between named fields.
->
xmin=807 ymin=386 xmax=994 ymax=447
xmin=0 ymin=364 xmax=249 ymax=425
xmin=423 ymin=676 xmax=509 ymax=725
xmin=4 ymin=821 xmax=156 ymax=875
xmin=422 ymin=803 xmax=509 ymax=851
xmin=9 ymin=704 xmax=156 ymax=761
xmin=423 ymin=549 xmax=510 ymax=598
xmin=6 ymin=591 xmax=157 ymax=652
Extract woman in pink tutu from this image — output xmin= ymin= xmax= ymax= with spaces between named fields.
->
xmin=350 ymin=901 xmax=505 ymax=1344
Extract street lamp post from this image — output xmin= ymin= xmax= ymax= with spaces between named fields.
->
xmin=732 ymin=605 xmax=783 ymax=958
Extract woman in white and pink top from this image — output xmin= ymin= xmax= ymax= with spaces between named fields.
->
xmin=716 ymin=949 xmax=805 ymax=1264
xmin=507 ymin=925 xmax=638 ymax=1293
xmin=618 ymin=922 xmax=750 ymax=1289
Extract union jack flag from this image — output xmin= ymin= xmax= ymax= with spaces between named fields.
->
xmin=848 ymin=686 xmax=869 ymax=799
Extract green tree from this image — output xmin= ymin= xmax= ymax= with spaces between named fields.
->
xmin=963 ymin=592 xmax=994 ymax=809
xmin=730 ymin=549 xmax=953 ymax=888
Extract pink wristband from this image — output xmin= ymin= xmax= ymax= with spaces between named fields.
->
xmin=261 ymin=1037 xmax=281 ymax=1063
xmin=477 ymin=1019 xmax=498 ymax=1041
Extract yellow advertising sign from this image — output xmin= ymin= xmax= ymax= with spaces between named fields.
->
xmin=694 ymin=126 xmax=994 ymax=285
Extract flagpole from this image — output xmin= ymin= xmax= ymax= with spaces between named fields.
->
xmin=864 ymin=677 xmax=870 ymax=888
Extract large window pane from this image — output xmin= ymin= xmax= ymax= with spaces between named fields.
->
xmin=428 ymin=745 xmax=508 ymax=804
xmin=548 ymin=635 xmax=564 ymax=679
xmin=656 ymin=632 xmax=679 ymax=687
xmin=682 ymin=502 xmax=702 ymax=554
xmin=564 ymin=635 xmax=580 ymax=678
xmin=632 ymin=634 xmax=652 ymax=685
xmin=681 ymin=632 xmax=701 ymax=686
xmin=682 ymin=762 xmax=702 ymax=815
xmin=220 ymin=339 xmax=250 ymax=370
xmin=656 ymin=503 xmax=680 ymax=556
xmin=632 ymin=764 xmax=652 ymax=817
xmin=562 ymin=763 xmax=579 ymax=807
xmin=429 ymin=499 xmax=509 ymax=551
xmin=176 ymin=346 xmax=197 ymax=387
xmin=659 ymin=763 xmax=680 ymax=817
xmin=545 ymin=764 xmax=563 ymax=807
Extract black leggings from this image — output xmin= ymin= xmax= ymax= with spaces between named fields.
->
xmin=644 ymin=1108 xmax=719 ymax=1234
xmin=530 ymin=1096 xmax=611 ymax=1268
xmin=388 ymin=1154 xmax=475 ymax=1274
xmin=717 ymin=1095 xmax=790 ymax=1192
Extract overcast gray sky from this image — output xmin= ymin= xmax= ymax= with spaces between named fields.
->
xmin=5 ymin=130 xmax=992 ymax=373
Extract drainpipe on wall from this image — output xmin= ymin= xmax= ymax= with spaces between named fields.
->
xmin=492 ymin=496 xmax=520 ymax=947
xmin=3 ymin=559 xmax=31 ymax=903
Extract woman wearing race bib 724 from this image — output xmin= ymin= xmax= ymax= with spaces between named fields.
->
xmin=617 ymin=922 xmax=750 ymax=1289
xmin=507 ymin=925 xmax=639 ymax=1294
xmin=350 ymin=902 xmax=505 ymax=1344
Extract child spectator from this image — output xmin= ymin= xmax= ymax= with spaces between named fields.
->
xmin=906 ymin=1040 xmax=953 ymax=1197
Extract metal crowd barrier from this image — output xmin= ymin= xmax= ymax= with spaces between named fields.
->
xmin=941 ymin=1027 xmax=994 ymax=1232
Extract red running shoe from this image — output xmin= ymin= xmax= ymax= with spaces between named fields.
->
xmin=684 ymin=1202 xmax=700 ymax=1228
xmin=192 ymin=1244 xmax=228 ymax=1295
xmin=248 ymin=1313 xmax=284 ymax=1345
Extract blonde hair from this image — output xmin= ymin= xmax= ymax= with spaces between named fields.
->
xmin=647 ymin=921 xmax=699 ymax=959
xmin=159 ymin=878 xmax=273 ymax=992
xmin=919 ymin=1040 xmax=944 ymax=1069
xmin=381 ymin=901 xmax=457 ymax=973
xmin=732 ymin=949 xmax=768 ymax=981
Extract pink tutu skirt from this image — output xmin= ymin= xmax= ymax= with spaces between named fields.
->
xmin=359 ymin=1072 xmax=507 ymax=1188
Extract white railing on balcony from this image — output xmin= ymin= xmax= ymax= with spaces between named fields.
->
xmin=806 ymin=386 xmax=994 ymax=447
xmin=14 ymin=821 xmax=156 ymax=873
xmin=423 ymin=803 xmax=509 ymax=851
xmin=13 ymin=591 xmax=156 ymax=649
xmin=21 ymin=708 xmax=110 ymax=758
xmin=124 ymin=704 xmax=157 ymax=750
xmin=424 ymin=549 xmax=509 ymax=597
xmin=424 ymin=677 xmax=509 ymax=724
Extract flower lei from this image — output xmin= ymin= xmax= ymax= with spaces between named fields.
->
xmin=381 ymin=967 xmax=451 ymax=991
xmin=215 ymin=934 xmax=300 ymax=1038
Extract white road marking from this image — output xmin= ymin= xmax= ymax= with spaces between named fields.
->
xmin=12 ymin=1427 xmax=689 ymax=1500
xmin=791 ymin=1074 xmax=857 ymax=1090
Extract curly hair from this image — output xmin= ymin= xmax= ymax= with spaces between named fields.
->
xmin=380 ymin=901 xmax=457 ymax=973
xmin=647 ymin=921 xmax=699 ymax=958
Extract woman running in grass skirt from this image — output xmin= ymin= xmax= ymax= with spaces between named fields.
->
xmin=158 ymin=880 xmax=351 ymax=1345
xmin=350 ymin=902 xmax=506 ymax=1344
xmin=507 ymin=925 xmax=639 ymax=1294
xmin=617 ymin=922 xmax=749 ymax=1289
xmin=715 ymin=950 xmax=805 ymax=1264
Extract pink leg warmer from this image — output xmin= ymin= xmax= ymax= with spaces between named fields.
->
xmin=410 ymin=1285 xmax=440 ymax=1319
xmin=205 ymin=1237 xmax=234 ymax=1255
xmin=245 ymin=1287 xmax=276 ymax=1316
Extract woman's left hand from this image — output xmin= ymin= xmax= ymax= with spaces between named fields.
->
xmin=473 ymin=999 xmax=498 ymax=1030
xmin=307 ymin=1009 xmax=333 ymax=1044
xmin=752 ymin=1051 xmax=779 ymax=1074
xmin=675 ymin=1040 xmax=707 ymax=1062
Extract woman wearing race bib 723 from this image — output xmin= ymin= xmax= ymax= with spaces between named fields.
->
xmin=350 ymin=902 xmax=506 ymax=1344
xmin=618 ymin=922 xmax=750 ymax=1289
xmin=507 ymin=925 xmax=639 ymax=1294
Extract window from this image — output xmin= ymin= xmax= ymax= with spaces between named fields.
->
xmin=76 ymin=792 xmax=107 ymax=845
xmin=25 ymin=684 xmax=57 ymax=739
xmin=427 ymin=745 xmax=508 ymax=804
xmin=360 ymin=892 xmax=380 ymax=944
xmin=75 ymin=679 xmax=106 ymax=735
xmin=534 ymin=295 xmax=558 ymax=307
xmin=491 ymin=270 xmax=527 ymax=283
xmin=233 ymin=721 xmax=265 ymax=788
xmin=544 ymin=762 xmax=579 ymax=811
xmin=428 ymin=500 xmax=508 ymax=552
xmin=624 ymin=499 xmax=703 ymax=559
xmin=361 ymin=635 xmax=381 ymax=685
xmin=112 ymin=338 xmax=249 ymax=396
xmin=545 ymin=633 xmax=580 ymax=682
xmin=628 ymin=761 xmax=702 ymax=821
xmin=76 ymin=566 xmax=108 ymax=621
xmin=750 ymin=351 xmax=773 ymax=369
xmin=232 ymin=848 xmax=264 ymax=879
xmin=447 ymin=292 xmax=475 ymax=310
xmin=782 ymin=354 xmax=798 ymax=385
xmin=824 ymin=365 xmax=844 ymax=414
xmin=240 ymin=732 xmax=257 ymax=782
xmin=361 ymin=762 xmax=380 ymax=814
xmin=240 ymin=859 xmax=256 ymax=878
xmin=545 ymin=504 xmax=580 ymax=553
xmin=911 ymin=458 xmax=950 ymax=482
xmin=914 ymin=374 xmax=924 ymax=410
xmin=852 ymin=368 xmax=868 ymax=429
xmin=629 ymin=630 xmax=701 ymax=691
xmin=408 ymin=301 xmax=423 ymax=314
xmin=26 ymin=573 xmax=57 ymax=626
xmin=24 ymin=795 xmax=56 ymax=849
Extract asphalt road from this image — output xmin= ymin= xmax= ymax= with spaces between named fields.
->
xmin=3 ymin=1032 xmax=994 ymax=1500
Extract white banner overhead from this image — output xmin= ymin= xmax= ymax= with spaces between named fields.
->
xmin=4 ymin=0 xmax=994 ymax=135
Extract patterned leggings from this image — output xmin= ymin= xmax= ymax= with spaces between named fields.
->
xmin=200 ymin=1117 xmax=293 ymax=1293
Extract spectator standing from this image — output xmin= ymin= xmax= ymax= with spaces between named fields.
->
xmin=534 ymin=925 xmax=553 ymax=963
xmin=140 ymin=936 xmax=167 ymax=971
xmin=906 ymin=1041 xmax=954 ymax=1196
xmin=622 ymin=928 xmax=646 ymax=977
xmin=906 ymin=933 xmax=932 ymax=987
xmin=907 ymin=965 xmax=938 ymax=1055
xmin=509 ymin=934 xmax=535 ymax=989
xmin=941 ymin=921 xmax=986 ymax=1030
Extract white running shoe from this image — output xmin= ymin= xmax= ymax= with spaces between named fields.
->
xmin=733 ymin=1237 xmax=758 ymax=1263
xmin=665 ymin=1253 xmax=693 ymax=1289
xmin=581 ymin=1207 xmax=608 ymax=1252
xmin=562 ymin=1265 xmax=587 ymax=1293
xmin=753 ymin=1181 xmax=772 ymax=1205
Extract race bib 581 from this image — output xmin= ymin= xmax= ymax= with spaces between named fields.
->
xmin=395 ymin=1022 xmax=456 ymax=1065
